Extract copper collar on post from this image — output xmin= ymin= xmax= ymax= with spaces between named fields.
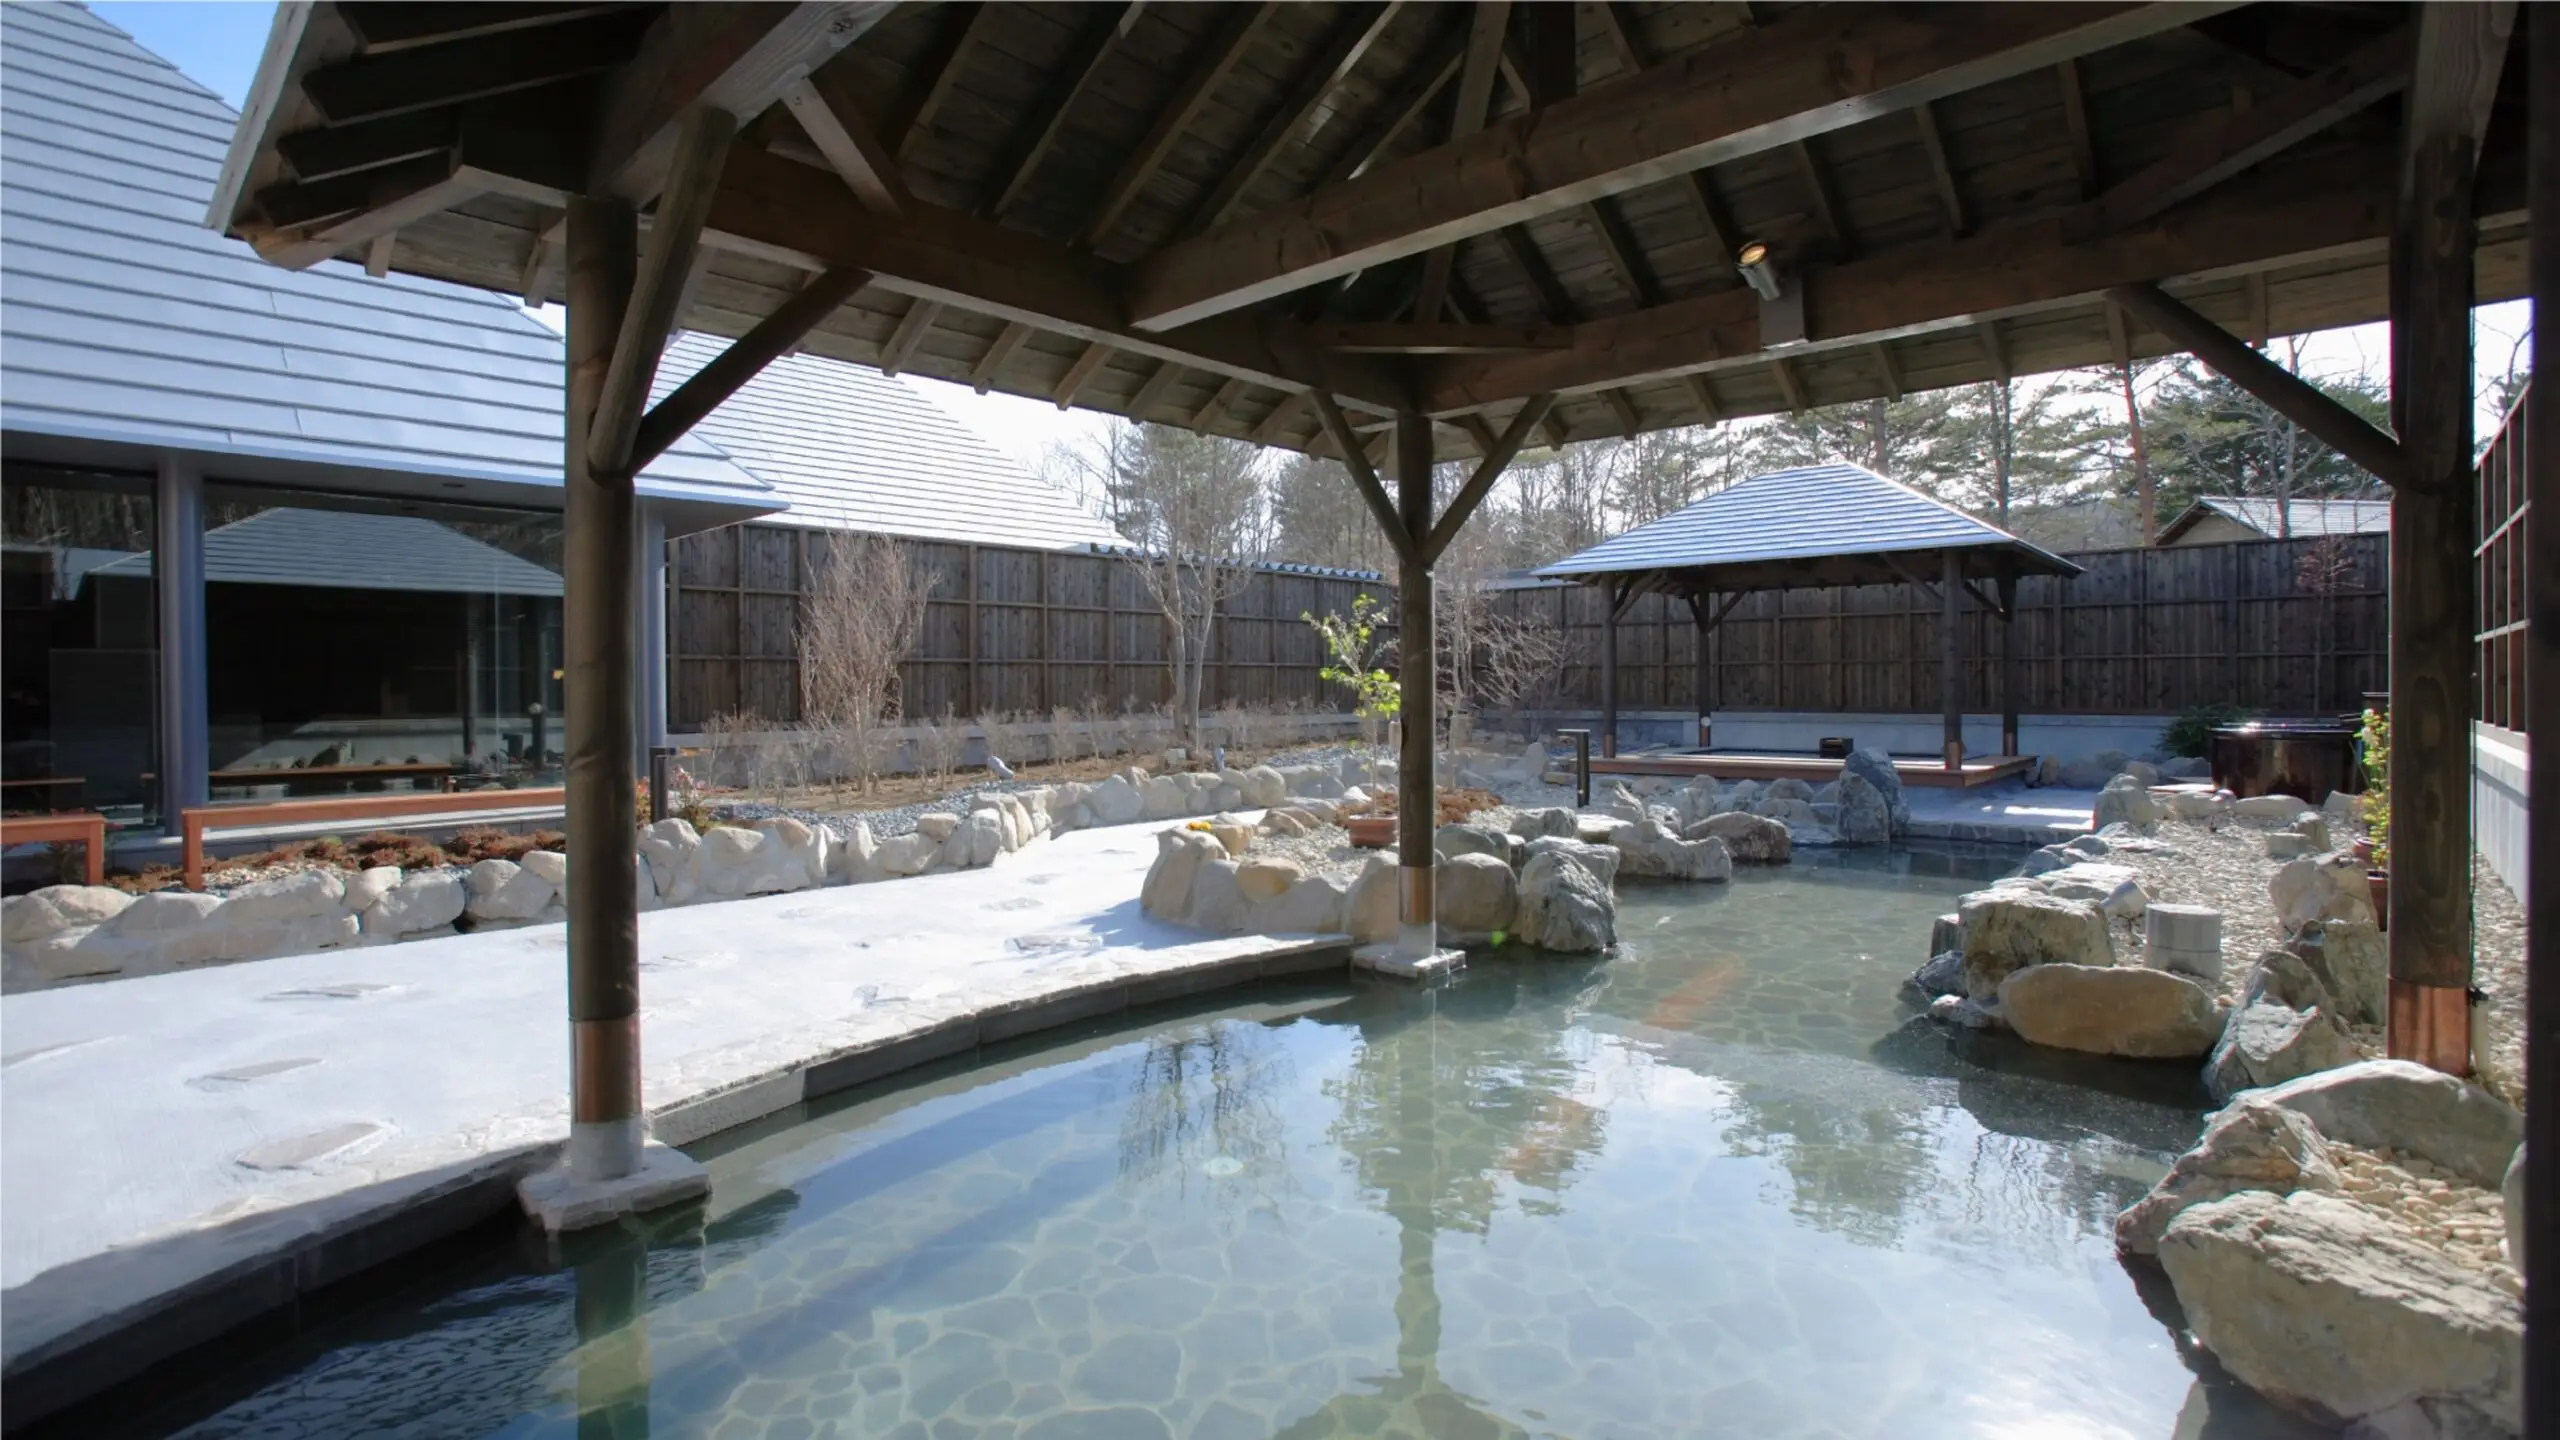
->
xmin=2385 ymin=979 xmax=2471 ymax=1077
xmin=572 ymin=1014 xmax=643 ymax=1124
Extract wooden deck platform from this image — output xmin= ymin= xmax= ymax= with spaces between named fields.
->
xmin=1589 ymin=751 xmax=2038 ymax=789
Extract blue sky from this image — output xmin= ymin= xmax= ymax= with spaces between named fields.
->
xmin=90 ymin=2 xmax=276 ymax=108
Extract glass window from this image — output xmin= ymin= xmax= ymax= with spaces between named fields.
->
xmin=1 ymin=468 xmax=158 ymax=826
xmin=200 ymin=489 xmax=566 ymax=801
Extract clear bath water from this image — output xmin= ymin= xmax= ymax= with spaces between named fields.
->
xmin=127 ymin=847 xmax=2328 ymax=1440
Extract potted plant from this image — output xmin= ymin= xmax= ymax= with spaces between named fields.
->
xmin=2358 ymin=706 xmax=2389 ymax=929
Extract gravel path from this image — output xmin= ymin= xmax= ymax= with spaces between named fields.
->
xmin=2469 ymin=851 xmax=2529 ymax=1109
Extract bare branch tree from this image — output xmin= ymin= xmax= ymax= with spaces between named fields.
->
xmin=798 ymin=534 xmax=930 ymax=795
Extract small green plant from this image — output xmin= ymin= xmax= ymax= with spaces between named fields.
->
xmin=1305 ymin=594 xmax=1400 ymax=744
xmin=2157 ymin=702 xmax=2249 ymax=759
xmin=2359 ymin=706 xmax=2390 ymax=870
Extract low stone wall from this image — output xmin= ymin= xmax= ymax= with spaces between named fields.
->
xmin=0 ymin=749 xmax=1557 ymax=992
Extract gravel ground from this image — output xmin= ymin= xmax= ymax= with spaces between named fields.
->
xmin=2469 ymin=851 xmax=2529 ymax=1109
xmin=2103 ymin=817 xmax=2299 ymax=1009
xmin=2328 ymin=1141 xmax=2520 ymax=1292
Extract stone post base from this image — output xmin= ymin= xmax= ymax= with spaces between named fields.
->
xmin=517 ymin=1142 xmax=710 ymax=1233
xmin=1352 ymin=941 xmax=1465 ymax=981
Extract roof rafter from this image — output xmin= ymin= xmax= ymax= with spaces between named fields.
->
xmin=1080 ymin=2 xmax=1279 ymax=247
xmin=984 ymin=4 xmax=1133 ymax=219
xmin=1184 ymin=1 xmax=1402 ymax=235
xmin=1129 ymin=2 xmax=2234 ymax=330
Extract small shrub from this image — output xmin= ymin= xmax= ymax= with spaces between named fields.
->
xmin=2157 ymin=702 xmax=2249 ymax=759
xmin=2360 ymin=706 xmax=2390 ymax=869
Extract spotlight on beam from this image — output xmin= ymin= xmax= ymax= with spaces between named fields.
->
xmin=1735 ymin=240 xmax=1783 ymax=301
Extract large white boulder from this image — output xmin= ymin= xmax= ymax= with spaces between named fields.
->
xmin=959 ymin=810 xmax=1006 ymax=868
xmin=466 ymin=858 xmax=556 ymax=921
xmin=1433 ymin=823 xmax=1510 ymax=863
xmin=1520 ymin=836 xmax=1619 ymax=890
xmin=1248 ymin=873 xmax=1349 ymax=935
xmin=696 ymin=825 xmax=814 ymax=897
xmin=1087 ymin=775 xmax=1145 ymax=824
xmin=1958 ymin=890 xmax=2112 ymax=999
xmin=4 ymin=884 xmax=134 ymax=943
xmin=1608 ymin=819 xmax=1732 ymax=882
xmin=2089 ymin=774 xmax=2161 ymax=832
xmin=2246 ymin=1060 xmax=2523 ymax=1190
xmin=363 ymin=869 xmax=466 ymax=937
xmin=1234 ymin=857 xmax=1304 ymax=904
xmin=1998 ymin=963 xmax=2226 ymax=1058
xmin=1343 ymin=854 xmax=1401 ymax=943
xmin=871 ymin=831 xmax=939 ymax=878
xmin=828 ymin=819 xmax=879 ymax=883
xmin=2116 ymin=1099 xmax=2340 ymax=1256
xmin=515 ymin=848 xmax=569 ymax=889
xmin=1511 ymin=850 xmax=1615 ymax=953
xmin=343 ymin=865 xmax=403 ymax=913
xmin=1240 ymin=765 xmax=1288 ymax=808
xmin=2158 ymin=1190 xmax=2521 ymax=1432
xmin=638 ymin=818 xmax=703 ymax=903
xmin=211 ymin=909 xmax=361 ymax=963
xmin=1434 ymin=853 xmax=1517 ymax=944
xmin=1183 ymin=858 xmax=1247 ymax=933
xmin=2504 ymin=1146 xmax=2526 ymax=1270
xmin=1140 ymin=774 xmax=1191 ymax=821
xmin=1141 ymin=829 xmax=1222 ymax=921
xmin=2300 ymin=917 xmax=2386 ymax=1026
xmin=1686 ymin=811 xmax=1790 ymax=863
xmin=2232 ymin=793 xmax=2311 ymax=822
xmin=2040 ymin=861 xmax=2149 ymax=920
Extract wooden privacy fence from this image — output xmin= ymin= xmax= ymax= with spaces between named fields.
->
xmin=670 ymin=525 xmax=1390 ymax=729
xmin=1490 ymin=532 xmax=2389 ymax=718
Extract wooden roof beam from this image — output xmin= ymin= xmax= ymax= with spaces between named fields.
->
xmin=893 ymin=2 xmax=995 ymax=160
xmin=1421 ymin=393 xmax=1557 ymax=564
xmin=1053 ymin=342 xmax=1114 ymax=410
xmin=1316 ymin=15 xmax=1467 ymax=189
xmin=1769 ymin=358 xmax=1807 ymax=412
xmin=586 ymin=2 xmax=889 ymax=204
xmin=2089 ymin=26 xmax=2412 ymax=233
xmin=969 ymin=321 xmax=1034 ymax=394
xmin=878 ymin=298 xmax=940 ymax=376
xmin=1978 ymin=318 xmax=2010 ymax=384
xmin=2057 ymin=58 xmax=2099 ymax=199
xmin=1186 ymin=2 xmax=1403 ymax=235
xmin=703 ymin=145 xmax=1414 ymax=415
xmin=1191 ymin=376 xmax=1250 ymax=431
xmin=592 ymin=105 xmax=736 ymax=474
xmin=299 ymin=9 xmax=650 ymax=124
xmin=1126 ymin=360 xmax=1187 ymax=422
xmin=1308 ymin=390 xmax=1415 ymax=560
xmin=1415 ymin=1 xmax=1511 ymax=321
xmin=1913 ymin=101 xmax=1965 ymax=235
xmin=1683 ymin=373 xmax=1722 ymax=421
xmin=1790 ymin=139 xmax=1849 ymax=253
xmin=1080 ymin=3 xmax=1280 ymax=248
xmin=2108 ymin=281 xmax=2406 ymax=485
xmin=1129 ymin=2 xmax=2234 ymax=329
xmin=1602 ymin=388 xmax=1643 ymax=436
xmin=1871 ymin=342 xmax=1904 ymax=401
xmin=783 ymin=68 xmax=908 ymax=217
xmin=632 ymin=265 xmax=871 ymax=470
xmin=984 ymin=4 xmax=1133 ymax=219
xmin=1412 ymin=136 xmax=2455 ymax=411
xmin=1302 ymin=322 xmax=1572 ymax=354
xmin=1249 ymin=392 xmax=1311 ymax=446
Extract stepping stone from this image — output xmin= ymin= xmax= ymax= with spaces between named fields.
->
xmin=262 ymin=982 xmax=396 ymax=1001
xmin=235 ymin=1121 xmax=384 ymax=1172
xmin=190 ymin=1057 xmax=319 ymax=1088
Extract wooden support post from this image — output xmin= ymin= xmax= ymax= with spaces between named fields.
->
xmin=2523 ymin=8 xmax=2558 ymax=1417
xmin=1601 ymin=580 xmax=1621 ymax=758
xmin=1941 ymin=550 xmax=1964 ymax=770
xmin=1393 ymin=410 xmax=1437 ymax=960
xmin=1689 ymin=593 xmax=1711 ymax=749
xmin=562 ymin=195 xmax=644 ymax=1183
xmin=1998 ymin=574 xmax=2020 ymax=757
xmin=2385 ymin=1 xmax=2503 ymax=1074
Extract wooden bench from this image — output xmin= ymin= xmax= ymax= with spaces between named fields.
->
xmin=183 ymin=787 xmax=567 ymax=890
xmin=0 ymin=813 xmax=109 ymax=886
xmin=208 ymin=761 xmax=456 ymax=796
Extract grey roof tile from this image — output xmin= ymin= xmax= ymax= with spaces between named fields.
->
xmin=0 ymin=2 xmax=767 ymax=513
xmin=1536 ymin=462 xmax=2081 ymax=581
xmin=90 ymin=508 xmax=563 ymax=596
xmin=652 ymin=332 xmax=1126 ymax=552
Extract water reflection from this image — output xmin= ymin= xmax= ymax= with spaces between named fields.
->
xmin=135 ymin=849 xmax=2338 ymax=1440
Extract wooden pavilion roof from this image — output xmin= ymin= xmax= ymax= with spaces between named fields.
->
xmin=208 ymin=2 xmax=2529 ymax=463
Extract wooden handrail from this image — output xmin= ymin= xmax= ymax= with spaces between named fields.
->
xmin=182 ymin=787 xmax=567 ymax=890
xmin=0 ymin=813 xmax=109 ymax=886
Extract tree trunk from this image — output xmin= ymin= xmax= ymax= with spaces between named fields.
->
xmin=2121 ymin=362 xmax=2155 ymax=542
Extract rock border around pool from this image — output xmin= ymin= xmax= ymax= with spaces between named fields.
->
xmin=0 ymin=758 xmax=1405 ymax=992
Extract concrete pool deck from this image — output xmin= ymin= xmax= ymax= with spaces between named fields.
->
xmin=0 ymin=821 xmax=1351 ymax=1422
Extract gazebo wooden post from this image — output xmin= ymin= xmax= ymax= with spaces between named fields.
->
xmin=2385 ymin=5 xmax=2493 ymax=1073
xmin=561 ymin=195 xmax=645 ymax=1183
xmin=1688 ymin=591 xmax=1712 ymax=749
xmin=1940 ymin=550 xmax=1964 ymax=771
xmin=1998 ymin=574 xmax=2020 ymax=757
xmin=1393 ymin=411 xmax=1437 ymax=960
xmin=1601 ymin=580 xmax=1622 ymax=757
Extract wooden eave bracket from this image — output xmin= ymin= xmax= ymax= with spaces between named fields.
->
xmin=1309 ymin=390 xmax=1415 ymax=564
